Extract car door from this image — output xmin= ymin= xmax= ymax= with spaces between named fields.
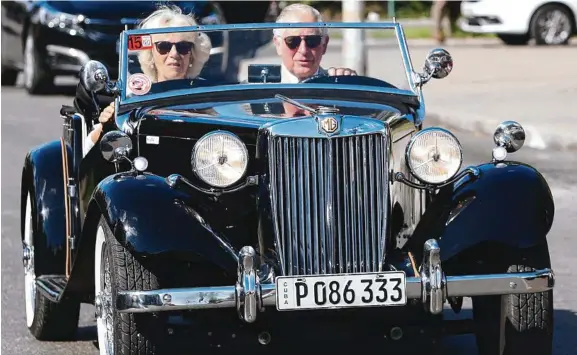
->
xmin=60 ymin=107 xmax=87 ymax=276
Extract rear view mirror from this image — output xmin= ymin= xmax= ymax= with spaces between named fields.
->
xmin=248 ymin=64 xmax=281 ymax=83
xmin=79 ymin=60 xmax=111 ymax=93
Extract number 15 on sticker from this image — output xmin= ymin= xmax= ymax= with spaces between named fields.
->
xmin=128 ymin=35 xmax=153 ymax=51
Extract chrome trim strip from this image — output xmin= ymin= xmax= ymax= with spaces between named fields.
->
xmin=46 ymin=45 xmax=91 ymax=65
xmin=115 ymin=269 xmax=555 ymax=313
xmin=445 ymin=270 xmax=556 ymax=297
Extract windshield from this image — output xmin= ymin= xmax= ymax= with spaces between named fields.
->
xmin=119 ymin=23 xmax=416 ymax=102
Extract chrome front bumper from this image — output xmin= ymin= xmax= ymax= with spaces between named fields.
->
xmin=115 ymin=239 xmax=555 ymax=323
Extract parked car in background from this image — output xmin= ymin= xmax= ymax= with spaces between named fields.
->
xmin=459 ymin=0 xmax=577 ymax=45
xmin=1 ymin=0 xmax=275 ymax=94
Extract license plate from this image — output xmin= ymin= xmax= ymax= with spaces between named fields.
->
xmin=275 ymin=271 xmax=407 ymax=311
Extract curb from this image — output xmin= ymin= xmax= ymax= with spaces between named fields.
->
xmin=426 ymin=112 xmax=577 ymax=152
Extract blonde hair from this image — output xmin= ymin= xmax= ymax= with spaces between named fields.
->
xmin=273 ymin=3 xmax=328 ymax=37
xmin=137 ymin=5 xmax=212 ymax=81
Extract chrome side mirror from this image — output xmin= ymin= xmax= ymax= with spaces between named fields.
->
xmin=424 ymin=48 xmax=453 ymax=79
xmin=79 ymin=60 xmax=111 ymax=93
xmin=100 ymin=130 xmax=132 ymax=162
xmin=415 ymin=48 xmax=453 ymax=86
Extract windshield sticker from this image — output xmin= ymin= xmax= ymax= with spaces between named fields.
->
xmin=128 ymin=35 xmax=152 ymax=51
xmin=128 ymin=73 xmax=151 ymax=95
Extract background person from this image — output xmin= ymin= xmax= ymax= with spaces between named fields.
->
xmin=431 ymin=0 xmax=462 ymax=44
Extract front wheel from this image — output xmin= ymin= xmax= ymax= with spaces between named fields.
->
xmin=472 ymin=244 xmax=553 ymax=355
xmin=94 ymin=217 xmax=161 ymax=355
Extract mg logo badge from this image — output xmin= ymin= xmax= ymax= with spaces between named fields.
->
xmin=320 ymin=116 xmax=338 ymax=134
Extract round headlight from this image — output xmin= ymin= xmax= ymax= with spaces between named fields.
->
xmin=191 ymin=131 xmax=249 ymax=188
xmin=406 ymin=128 xmax=462 ymax=185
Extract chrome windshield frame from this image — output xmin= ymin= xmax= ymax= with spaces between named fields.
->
xmin=117 ymin=21 xmax=418 ymax=105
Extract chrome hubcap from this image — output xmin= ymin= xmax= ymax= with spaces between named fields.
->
xmin=537 ymin=10 xmax=571 ymax=44
xmin=24 ymin=194 xmax=36 ymax=328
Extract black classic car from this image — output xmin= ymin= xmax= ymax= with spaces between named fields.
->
xmin=19 ymin=22 xmax=556 ymax=354
xmin=1 ymin=0 xmax=275 ymax=94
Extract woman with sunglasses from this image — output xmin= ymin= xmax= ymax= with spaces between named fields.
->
xmin=83 ymin=5 xmax=211 ymax=154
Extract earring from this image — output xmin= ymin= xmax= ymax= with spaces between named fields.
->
xmin=189 ymin=63 xmax=192 ymax=67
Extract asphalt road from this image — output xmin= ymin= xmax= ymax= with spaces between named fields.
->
xmin=2 ymin=82 xmax=576 ymax=354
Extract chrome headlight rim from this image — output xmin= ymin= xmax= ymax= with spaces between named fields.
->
xmin=405 ymin=127 xmax=463 ymax=186
xmin=191 ymin=130 xmax=249 ymax=188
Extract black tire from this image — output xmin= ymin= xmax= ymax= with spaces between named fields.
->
xmin=23 ymin=191 xmax=80 ymax=341
xmin=29 ymin=289 xmax=81 ymax=341
xmin=530 ymin=4 xmax=575 ymax=45
xmin=96 ymin=217 xmax=161 ymax=354
xmin=497 ymin=33 xmax=530 ymax=46
xmin=23 ymin=29 xmax=54 ymax=95
xmin=472 ymin=244 xmax=553 ymax=355
xmin=1 ymin=67 xmax=19 ymax=86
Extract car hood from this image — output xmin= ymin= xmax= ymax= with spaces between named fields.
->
xmin=41 ymin=1 xmax=209 ymax=20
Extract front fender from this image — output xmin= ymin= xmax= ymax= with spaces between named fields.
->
xmin=408 ymin=161 xmax=555 ymax=264
xmin=70 ymin=172 xmax=240 ymax=293
xmin=21 ymin=139 xmax=69 ymax=275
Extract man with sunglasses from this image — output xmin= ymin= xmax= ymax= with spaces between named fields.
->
xmin=273 ymin=3 xmax=357 ymax=83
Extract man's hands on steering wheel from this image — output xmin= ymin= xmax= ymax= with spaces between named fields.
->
xmin=328 ymin=67 xmax=357 ymax=76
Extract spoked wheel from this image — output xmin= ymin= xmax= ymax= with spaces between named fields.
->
xmin=531 ymin=4 xmax=574 ymax=45
xmin=22 ymin=191 xmax=80 ymax=340
xmin=94 ymin=217 xmax=161 ymax=355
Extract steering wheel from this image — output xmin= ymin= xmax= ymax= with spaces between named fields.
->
xmin=300 ymin=73 xmax=329 ymax=83
xmin=300 ymin=74 xmax=398 ymax=89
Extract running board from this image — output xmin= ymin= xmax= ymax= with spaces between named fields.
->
xmin=36 ymin=275 xmax=68 ymax=303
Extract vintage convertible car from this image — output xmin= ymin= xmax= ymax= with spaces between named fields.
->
xmin=20 ymin=21 xmax=556 ymax=354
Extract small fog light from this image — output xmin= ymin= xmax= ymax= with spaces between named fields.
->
xmin=133 ymin=157 xmax=148 ymax=172
xmin=492 ymin=146 xmax=507 ymax=161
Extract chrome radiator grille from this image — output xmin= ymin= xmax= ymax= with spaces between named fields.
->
xmin=268 ymin=133 xmax=388 ymax=276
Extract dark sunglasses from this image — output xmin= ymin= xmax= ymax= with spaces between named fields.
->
xmin=154 ymin=41 xmax=195 ymax=55
xmin=283 ymin=35 xmax=323 ymax=50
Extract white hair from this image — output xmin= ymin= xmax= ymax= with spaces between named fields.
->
xmin=137 ymin=5 xmax=212 ymax=82
xmin=273 ymin=3 xmax=328 ymax=37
